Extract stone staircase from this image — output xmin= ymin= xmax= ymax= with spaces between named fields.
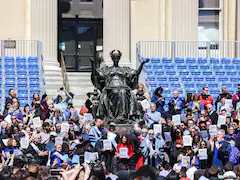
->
xmin=43 ymin=61 xmax=63 ymax=103
xmin=67 ymin=72 xmax=94 ymax=109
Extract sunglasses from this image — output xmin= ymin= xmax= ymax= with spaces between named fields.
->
xmin=148 ymin=133 xmax=154 ymax=135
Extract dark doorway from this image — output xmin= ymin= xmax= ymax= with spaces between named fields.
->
xmin=59 ymin=19 xmax=103 ymax=72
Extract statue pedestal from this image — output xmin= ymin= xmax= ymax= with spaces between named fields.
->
xmin=114 ymin=124 xmax=134 ymax=136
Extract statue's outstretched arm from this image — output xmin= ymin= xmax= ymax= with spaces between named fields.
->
xmin=135 ymin=58 xmax=150 ymax=76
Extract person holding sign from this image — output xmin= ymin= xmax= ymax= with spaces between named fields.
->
xmin=143 ymin=103 xmax=161 ymax=129
xmin=116 ymin=134 xmax=133 ymax=170
xmin=151 ymin=87 xmax=165 ymax=117
xmin=168 ymin=90 xmax=183 ymax=116
xmin=96 ymin=131 xmax=115 ymax=173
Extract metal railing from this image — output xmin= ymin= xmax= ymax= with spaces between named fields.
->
xmin=137 ymin=41 xmax=240 ymax=59
xmin=0 ymin=40 xmax=46 ymax=111
xmin=60 ymin=52 xmax=70 ymax=92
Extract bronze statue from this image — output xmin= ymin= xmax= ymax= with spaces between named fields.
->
xmin=91 ymin=50 xmax=149 ymax=124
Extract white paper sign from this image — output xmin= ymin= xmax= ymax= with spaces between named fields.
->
xmin=181 ymin=156 xmax=190 ymax=167
xmin=209 ymin=125 xmax=217 ymax=136
xmin=140 ymin=99 xmax=150 ymax=109
xmin=172 ymin=115 xmax=181 ymax=126
xmin=55 ymin=137 xmax=63 ymax=145
xmin=103 ymin=140 xmax=112 ymax=150
xmin=217 ymin=115 xmax=226 ymax=127
xmin=153 ymin=124 xmax=162 ymax=134
xmin=61 ymin=122 xmax=70 ymax=134
xmin=84 ymin=151 xmax=99 ymax=163
xmin=2 ymin=139 xmax=9 ymax=146
xmin=33 ymin=117 xmax=42 ymax=129
xmin=183 ymin=135 xmax=192 ymax=146
xmin=225 ymin=99 xmax=232 ymax=107
xmin=236 ymin=102 xmax=240 ymax=111
xmin=4 ymin=114 xmax=12 ymax=124
xmin=200 ymin=130 xmax=208 ymax=140
xmin=164 ymin=132 xmax=172 ymax=142
xmin=119 ymin=148 xmax=128 ymax=158
xmin=84 ymin=113 xmax=93 ymax=123
xmin=199 ymin=148 xmax=208 ymax=160
xmin=20 ymin=138 xmax=29 ymax=149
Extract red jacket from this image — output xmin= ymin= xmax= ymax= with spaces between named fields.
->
xmin=200 ymin=94 xmax=213 ymax=107
xmin=116 ymin=143 xmax=133 ymax=158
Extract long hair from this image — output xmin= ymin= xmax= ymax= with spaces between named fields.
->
xmin=120 ymin=134 xmax=132 ymax=147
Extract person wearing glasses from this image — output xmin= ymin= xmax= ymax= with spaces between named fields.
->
xmin=206 ymin=104 xmax=218 ymax=125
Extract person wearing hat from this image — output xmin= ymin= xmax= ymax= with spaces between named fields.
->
xmin=223 ymin=171 xmax=237 ymax=180
xmin=41 ymin=94 xmax=49 ymax=120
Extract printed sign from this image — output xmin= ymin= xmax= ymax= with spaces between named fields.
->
xmin=55 ymin=137 xmax=63 ymax=145
xmin=183 ymin=135 xmax=192 ymax=146
xmin=61 ymin=122 xmax=70 ymax=134
xmin=119 ymin=148 xmax=128 ymax=158
xmin=200 ymin=130 xmax=208 ymax=140
xmin=103 ymin=140 xmax=112 ymax=150
xmin=209 ymin=125 xmax=217 ymax=136
xmin=217 ymin=115 xmax=226 ymax=128
xmin=153 ymin=124 xmax=162 ymax=134
xmin=33 ymin=117 xmax=42 ymax=129
xmin=164 ymin=132 xmax=172 ymax=142
xmin=4 ymin=114 xmax=12 ymax=124
xmin=84 ymin=151 xmax=99 ymax=163
xmin=181 ymin=156 xmax=190 ymax=167
xmin=172 ymin=115 xmax=181 ymax=126
xmin=199 ymin=148 xmax=208 ymax=160
xmin=225 ymin=99 xmax=232 ymax=107
xmin=140 ymin=99 xmax=150 ymax=109
xmin=84 ymin=113 xmax=93 ymax=123
xmin=20 ymin=138 xmax=29 ymax=149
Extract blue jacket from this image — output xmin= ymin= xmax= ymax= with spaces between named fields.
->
xmin=229 ymin=147 xmax=240 ymax=166
xmin=151 ymin=95 xmax=165 ymax=113
xmin=213 ymin=140 xmax=232 ymax=167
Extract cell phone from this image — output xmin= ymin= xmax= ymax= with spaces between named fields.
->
xmin=60 ymin=87 xmax=64 ymax=91
xmin=50 ymin=169 xmax=62 ymax=176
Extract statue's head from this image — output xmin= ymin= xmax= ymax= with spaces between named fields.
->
xmin=110 ymin=50 xmax=122 ymax=66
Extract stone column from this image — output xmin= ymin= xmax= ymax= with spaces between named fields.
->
xmin=103 ymin=0 xmax=131 ymax=66
xmin=30 ymin=0 xmax=58 ymax=62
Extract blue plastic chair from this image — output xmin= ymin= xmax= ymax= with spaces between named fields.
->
xmin=165 ymin=69 xmax=176 ymax=75
xmin=4 ymin=56 xmax=14 ymax=62
xmin=224 ymin=64 xmax=235 ymax=70
xmin=18 ymin=87 xmax=28 ymax=94
xmin=28 ymin=69 xmax=39 ymax=75
xmin=208 ymin=82 xmax=218 ymax=88
xmin=181 ymin=76 xmax=193 ymax=82
xmin=216 ymin=76 xmax=229 ymax=82
xmin=230 ymin=76 xmax=240 ymax=82
xmin=156 ymin=75 xmax=168 ymax=82
xmin=195 ymin=82 xmax=207 ymax=88
xmin=175 ymin=57 xmax=184 ymax=64
xmin=197 ymin=57 xmax=207 ymax=64
xmin=164 ymin=88 xmax=172 ymax=95
xmin=168 ymin=76 xmax=179 ymax=82
xmin=17 ymin=75 xmax=28 ymax=82
xmin=158 ymin=82 xmax=169 ymax=88
xmin=5 ymin=81 xmax=16 ymax=88
xmin=162 ymin=57 xmax=172 ymax=63
xmin=29 ymin=81 xmax=40 ymax=88
xmin=221 ymin=83 xmax=233 ymax=89
xmin=190 ymin=69 xmax=201 ymax=76
xmin=185 ymin=88 xmax=196 ymax=94
xmin=210 ymin=58 xmax=219 ymax=64
xmin=147 ymin=81 xmax=157 ymax=87
xmin=29 ymin=75 xmax=39 ymax=82
xmin=186 ymin=57 xmax=196 ymax=64
xmin=174 ymin=88 xmax=183 ymax=94
xmin=200 ymin=65 xmax=210 ymax=70
xmin=196 ymin=87 xmax=202 ymax=93
xmin=214 ymin=70 xmax=225 ymax=76
xmin=210 ymin=88 xmax=220 ymax=95
xmin=28 ymin=62 xmax=39 ymax=69
xmin=18 ymin=94 xmax=28 ymax=100
xmin=193 ymin=76 xmax=204 ymax=82
xmin=164 ymin=94 xmax=174 ymax=102
xmin=213 ymin=65 xmax=223 ymax=70
xmin=16 ymin=56 xmax=26 ymax=62
xmin=177 ymin=64 xmax=187 ymax=70
xmin=221 ymin=58 xmax=231 ymax=64
xmin=152 ymin=63 xmax=162 ymax=70
xmin=228 ymin=89 xmax=235 ymax=95
xmin=16 ymin=62 xmax=27 ymax=69
xmin=232 ymin=58 xmax=240 ymax=64
xmin=17 ymin=81 xmax=28 ymax=88
xmin=163 ymin=63 xmax=174 ymax=69
xmin=17 ymin=69 xmax=27 ymax=75
xmin=19 ymin=100 xmax=29 ymax=107
xmin=28 ymin=56 xmax=38 ymax=63
xmin=146 ymin=75 xmax=156 ymax=82
xmin=202 ymin=70 xmax=213 ymax=76
xmin=5 ymin=75 xmax=16 ymax=81
xmin=144 ymin=63 xmax=152 ymax=70
xmin=30 ymin=87 xmax=40 ymax=94
xmin=184 ymin=82 xmax=195 ymax=88
xmin=188 ymin=64 xmax=199 ymax=70
xmin=170 ymin=82 xmax=181 ymax=88
xmin=150 ymin=57 xmax=160 ymax=63
xmin=5 ymin=69 xmax=15 ymax=75
xmin=5 ymin=62 xmax=14 ymax=69
xmin=226 ymin=70 xmax=237 ymax=76
xmin=154 ymin=69 xmax=164 ymax=75
xmin=179 ymin=70 xmax=189 ymax=76
xmin=144 ymin=69 xmax=153 ymax=75
xmin=205 ymin=76 xmax=216 ymax=82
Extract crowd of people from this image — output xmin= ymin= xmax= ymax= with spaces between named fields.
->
xmin=0 ymin=83 xmax=239 ymax=180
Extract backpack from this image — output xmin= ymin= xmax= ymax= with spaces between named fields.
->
xmin=218 ymin=141 xmax=230 ymax=163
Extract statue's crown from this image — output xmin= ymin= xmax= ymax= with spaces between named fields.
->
xmin=110 ymin=50 xmax=122 ymax=59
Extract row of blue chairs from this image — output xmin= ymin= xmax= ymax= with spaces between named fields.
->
xmin=142 ymin=57 xmax=240 ymax=64
xmin=144 ymin=63 xmax=240 ymax=70
xmin=0 ymin=56 xmax=38 ymax=62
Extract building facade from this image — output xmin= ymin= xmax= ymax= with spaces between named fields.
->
xmin=0 ymin=0 xmax=239 ymax=69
